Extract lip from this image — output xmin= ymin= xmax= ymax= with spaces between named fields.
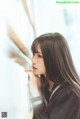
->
xmin=32 ymin=66 xmax=37 ymax=70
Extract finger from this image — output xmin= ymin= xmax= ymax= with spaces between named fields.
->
xmin=25 ymin=69 xmax=33 ymax=72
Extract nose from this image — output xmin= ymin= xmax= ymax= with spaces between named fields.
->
xmin=32 ymin=55 xmax=37 ymax=64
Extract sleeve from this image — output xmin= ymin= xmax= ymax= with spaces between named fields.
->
xmin=33 ymin=88 xmax=79 ymax=119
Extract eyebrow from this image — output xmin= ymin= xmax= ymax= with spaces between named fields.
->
xmin=36 ymin=51 xmax=42 ymax=54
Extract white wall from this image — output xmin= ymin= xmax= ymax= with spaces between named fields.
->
xmin=0 ymin=0 xmax=33 ymax=119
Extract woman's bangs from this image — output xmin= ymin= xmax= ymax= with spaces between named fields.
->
xmin=31 ymin=41 xmax=39 ymax=54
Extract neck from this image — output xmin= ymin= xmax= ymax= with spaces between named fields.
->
xmin=48 ymin=80 xmax=54 ymax=92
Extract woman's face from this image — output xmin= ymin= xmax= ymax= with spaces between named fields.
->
xmin=32 ymin=45 xmax=46 ymax=76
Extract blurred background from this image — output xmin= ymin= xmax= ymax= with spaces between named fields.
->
xmin=0 ymin=0 xmax=80 ymax=119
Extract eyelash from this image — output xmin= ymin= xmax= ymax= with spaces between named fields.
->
xmin=38 ymin=54 xmax=43 ymax=58
xmin=33 ymin=53 xmax=42 ymax=58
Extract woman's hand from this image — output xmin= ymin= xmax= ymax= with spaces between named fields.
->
xmin=25 ymin=69 xmax=41 ymax=97
xmin=28 ymin=109 xmax=34 ymax=119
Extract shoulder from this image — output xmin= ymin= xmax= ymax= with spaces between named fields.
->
xmin=47 ymin=83 xmax=79 ymax=119
xmin=50 ymin=82 xmax=78 ymax=103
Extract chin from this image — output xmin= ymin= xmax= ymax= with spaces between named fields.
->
xmin=33 ymin=71 xmax=39 ymax=75
xmin=33 ymin=72 xmax=42 ymax=77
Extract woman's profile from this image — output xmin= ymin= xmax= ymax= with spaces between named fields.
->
xmin=27 ymin=32 xmax=80 ymax=119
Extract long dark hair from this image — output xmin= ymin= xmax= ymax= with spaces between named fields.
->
xmin=31 ymin=33 xmax=80 ymax=118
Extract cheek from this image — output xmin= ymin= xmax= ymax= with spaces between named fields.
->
xmin=40 ymin=62 xmax=46 ymax=72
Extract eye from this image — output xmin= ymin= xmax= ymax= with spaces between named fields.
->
xmin=38 ymin=54 xmax=43 ymax=58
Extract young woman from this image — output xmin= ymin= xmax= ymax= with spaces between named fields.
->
xmin=27 ymin=32 xmax=80 ymax=119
